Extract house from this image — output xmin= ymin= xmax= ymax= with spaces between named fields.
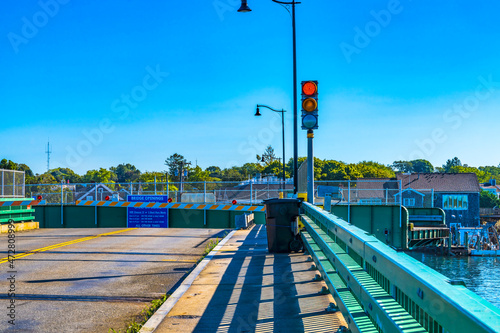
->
xmin=396 ymin=173 xmax=481 ymax=227
xmin=352 ymin=173 xmax=481 ymax=227
xmin=76 ymin=184 xmax=123 ymax=202
xmin=480 ymin=179 xmax=500 ymax=199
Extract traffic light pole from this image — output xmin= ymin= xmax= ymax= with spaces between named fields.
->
xmin=307 ymin=129 xmax=314 ymax=203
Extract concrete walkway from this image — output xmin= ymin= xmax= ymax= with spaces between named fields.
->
xmin=154 ymin=224 xmax=346 ymax=332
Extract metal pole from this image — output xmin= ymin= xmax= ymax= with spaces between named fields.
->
xmin=281 ymin=111 xmax=286 ymax=184
xmin=204 ymin=181 xmax=207 ymax=203
xmin=154 ymin=175 xmax=157 ymax=195
xmin=307 ymin=129 xmax=314 ymax=204
xmin=95 ymin=184 xmax=98 ymax=225
xmin=250 ymin=182 xmax=253 ymax=204
xmin=61 ymin=179 xmax=64 ymax=225
xmin=399 ymin=180 xmax=402 ymax=228
xmin=292 ymin=1 xmax=298 ymax=195
xmin=348 ymin=180 xmax=351 ymax=224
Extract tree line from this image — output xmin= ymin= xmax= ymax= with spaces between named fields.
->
xmin=1 ymin=148 xmax=499 ymax=185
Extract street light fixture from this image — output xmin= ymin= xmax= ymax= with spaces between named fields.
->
xmin=239 ymin=0 xmax=300 ymax=195
xmin=255 ymin=104 xmax=286 ymax=186
xmin=237 ymin=0 xmax=252 ymax=12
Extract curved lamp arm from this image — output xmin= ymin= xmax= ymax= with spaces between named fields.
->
xmin=256 ymin=104 xmax=286 ymax=114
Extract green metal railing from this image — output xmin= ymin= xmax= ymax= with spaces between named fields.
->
xmin=300 ymin=202 xmax=500 ymax=333
xmin=0 ymin=198 xmax=35 ymax=224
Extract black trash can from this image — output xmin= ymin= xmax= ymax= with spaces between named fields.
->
xmin=263 ymin=198 xmax=302 ymax=253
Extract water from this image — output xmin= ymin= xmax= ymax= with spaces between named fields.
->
xmin=407 ymin=252 xmax=500 ymax=309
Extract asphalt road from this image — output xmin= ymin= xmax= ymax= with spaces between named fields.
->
xmin=0 ymin=227 xmax=227 ymax=333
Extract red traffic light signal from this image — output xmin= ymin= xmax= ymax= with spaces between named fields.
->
xmin=302 ymin=81 xmax=317 ymax=96
xmin=105 ymin=196 xmax=110 ymax=201
xmin=232 ymin=200 xmax=237 ymax=205
xmin=168 ymin=198 xmax=173 ymax=203
xmin=36 ymin=195 xmax=42 ymax=201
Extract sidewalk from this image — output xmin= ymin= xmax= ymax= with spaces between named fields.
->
xmin=153 ymin=224 xmax=346 ymax=332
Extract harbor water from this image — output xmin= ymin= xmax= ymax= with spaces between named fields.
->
xmin=408 ymin=252 xmax=500 ymax=309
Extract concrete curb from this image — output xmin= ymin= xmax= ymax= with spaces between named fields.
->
xmin=139 ymin=229 xmax=237 ymax=333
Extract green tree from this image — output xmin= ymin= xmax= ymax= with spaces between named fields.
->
xmin=82 ymin=168 xmax=116 ymax=183
xmin=221 ymin=167 xmax=245 ymax=181
xmin=110 ymin=163 xmax=141 ymax=183
xmin=262 ymin=160 xmax=290 ymax=179
xmin=49 ymin=168 xmax=82 ymax=183
xmin=321 ymin=160 xmax=361 ymax=180
xmin=480 ymin=190 xmax=500 ymax=208
xmin=0 ymin=159 xmax=17 ymax=170
xmin=411 ymin=159 xmax=434 ymax=173
xmin=448 ymin=165 xmax=492 ymax=183
xmin=442 ymin=157 xmax=462 ymax=172
xmin=206 ymin=166 xmax=222 ymax=178
xmin=257 ymin=145 xmax=277 ymax=166
xmin=240 ymin=163 xmax=263 ymax=179
xmin=357 ymin=161 xmax=395 ymax=178
xmin=392 ymin=160 xmax=413 ymax=173
xmin=165 ymin=154 xmax=191 ymax=181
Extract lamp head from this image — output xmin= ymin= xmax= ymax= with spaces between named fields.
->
xmin=255 ymin=106 xmax=261 ymax=116
xmin=238 ymin=0 xmax=252 ymax=12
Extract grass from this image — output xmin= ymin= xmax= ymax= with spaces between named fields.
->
xmin=108 ymin=230 xmax=230 ymax=333
xmin=108 ymin=294 xmax=169 ymax=333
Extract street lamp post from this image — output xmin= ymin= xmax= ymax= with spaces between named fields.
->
xmin=239 ymin=0 xmax=300 ymax=195
xmin=255 ymin=104 xmax=286 ymax=185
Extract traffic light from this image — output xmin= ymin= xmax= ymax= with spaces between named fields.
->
xmin=301 ymin=80 xmax=318 ymax=130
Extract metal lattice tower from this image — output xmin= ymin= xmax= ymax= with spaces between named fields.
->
xmin=45 ymin=140 xmax=52 ymax=172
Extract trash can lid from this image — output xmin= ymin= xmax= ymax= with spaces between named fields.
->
xmin=263 ymin=198 xmax=302 ymax=204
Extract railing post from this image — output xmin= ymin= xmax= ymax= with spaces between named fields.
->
xmin=204 ymin=181 xmax=207 ymax=203
xmin=61 ymin=179 xmax=64 ymax=226
xmin=348 ymin=181 xmax=351 ymax=224
xmin=95 ymin=184 xmax=98 ymax=226
xmin=399 ymin=179 xmax=402 ymax=228
xmin=250 ymin=182 xmax=253 ymax=204
xmin=154 ymin=175 xmax=157 ymax=195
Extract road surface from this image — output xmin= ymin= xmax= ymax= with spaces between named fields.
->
xmin=0 ymin=227 xmax=226 ymax=332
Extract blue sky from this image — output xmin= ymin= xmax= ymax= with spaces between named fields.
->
xmin=1 ymin=0 xmax=499 ymax=175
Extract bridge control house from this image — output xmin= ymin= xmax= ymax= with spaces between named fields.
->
xmin=358 ymin=173 xmax=481 ymax=227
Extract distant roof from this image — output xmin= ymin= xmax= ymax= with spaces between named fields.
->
xmin=355 ymin=179 xmax=399 ymax=198
xmin=480 ymin=184 xmax=500 ymax=192
xmin=397 ymin=173 xmax=480 ymax=192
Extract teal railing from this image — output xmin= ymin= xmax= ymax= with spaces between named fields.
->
xmin=300 ymin=202 xmax=500 ymax=333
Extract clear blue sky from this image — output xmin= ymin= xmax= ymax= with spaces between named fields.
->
xmin=1 ymin=0 xmax=499 ymax=175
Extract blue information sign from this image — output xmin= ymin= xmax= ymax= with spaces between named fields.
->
xmin=127 ymin=195 xmax=169 ymax=228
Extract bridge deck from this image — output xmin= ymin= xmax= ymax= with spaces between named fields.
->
xmin=152 ymin=225 xmax=346 ymax=332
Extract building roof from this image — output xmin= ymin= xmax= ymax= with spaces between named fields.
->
xmin=480 ymin=184 xmax=500 ymax=193
xmin=354 ymin=179 xmax=399 ymax=199
xmin=397 ymin=173 xmax=481 ymax=193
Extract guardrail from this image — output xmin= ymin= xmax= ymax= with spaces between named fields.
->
xmin=0 ymin=199 xmax=43 ymax=224
xmin=300 ymin=202 xmax=500 ymax=333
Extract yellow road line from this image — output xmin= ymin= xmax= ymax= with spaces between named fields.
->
xmin=0 ymin=228 xmax=137 ymax=264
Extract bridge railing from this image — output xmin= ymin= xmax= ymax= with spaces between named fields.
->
xmin=300 ymin=202 xmax=500 ymax=333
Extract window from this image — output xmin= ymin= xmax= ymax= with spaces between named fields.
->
xmin=442 ymin=195 xmax=468 ymax=210
xmin=403 ymin=198 xmax=415 ymax=207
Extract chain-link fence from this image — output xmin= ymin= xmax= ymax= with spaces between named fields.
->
xmin=0 ymin=169 xmax=25 ymax=198
xmin=23 ymin=179 xmax=420 ymax=206
xmin=315 ymin=180 xmax=403 ymax=206
xmin=26 ymin=180 xmax=297 ymax=205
